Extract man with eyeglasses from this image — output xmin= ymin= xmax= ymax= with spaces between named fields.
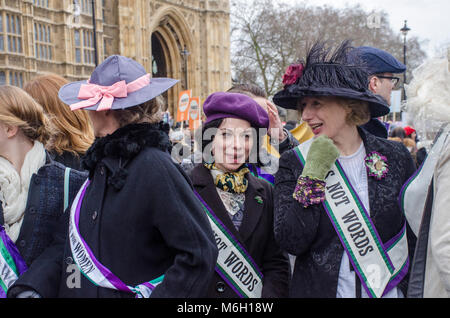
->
xmin=354 ymin=46 xmax=406 ymax=138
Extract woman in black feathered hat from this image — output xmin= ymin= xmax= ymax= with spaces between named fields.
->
xmin=272 ymin=40 xmax=417 ymax=298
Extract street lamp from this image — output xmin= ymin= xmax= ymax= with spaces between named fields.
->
xmin=91 ymin=0 xmax=98 ymax=66
xmin=400 ymin=20 xmax=410 ymax=100
xmin=179 ymin=45 xmax=190 ymax=128
xmin=180 ymin=45 xmax=190 ymax=90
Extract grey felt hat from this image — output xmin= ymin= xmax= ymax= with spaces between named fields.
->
xmin=59 ymin=55 xmax=179 ymax=111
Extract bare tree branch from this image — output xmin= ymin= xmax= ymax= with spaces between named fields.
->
xmin=230 ymin=0 xmax=427 ymax=97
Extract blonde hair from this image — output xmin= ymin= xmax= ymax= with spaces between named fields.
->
xmin=24 ymin=74 xmax=95 ymax=156
xmin=113 ymin=95 xmax=165 ymax=128
xmin=403 ymin=137 xmax=416 ymax=149
xmin=0 ymin=85 xmax=56 ymax=144
xmin=337 ymin=97 xmax=371 ymax=126
xmin=297 ymin=96 xmax=371 ymax=126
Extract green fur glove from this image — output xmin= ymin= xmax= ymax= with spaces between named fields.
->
xmin=301 ymin=135 xmax=340 ymax=181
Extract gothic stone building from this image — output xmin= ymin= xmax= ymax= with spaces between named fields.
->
xmin=0 ymin=0 xmax=231 ymax=117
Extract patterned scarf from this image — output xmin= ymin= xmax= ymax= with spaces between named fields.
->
xmin=204 ymin=162 xmax=250 ymax=194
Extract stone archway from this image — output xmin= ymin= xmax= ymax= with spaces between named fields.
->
xmin=151 ymin=32 xmax=170 ymax=110
xmin=149 ymin=6 xmax=194 ymax=118
xmin=151 ymin=33 xmax=167 ymax=78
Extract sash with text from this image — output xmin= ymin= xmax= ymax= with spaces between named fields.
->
xmin=69 ymin=180 xmax=164 ymax=298
xmin=294 ymin=140 xmax=409 ymax=298
xmin=194 ymin=190 xmax=263 ymax=298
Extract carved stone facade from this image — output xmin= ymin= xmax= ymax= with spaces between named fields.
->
xmin=0 ymin=0 xmax=231 ymax=116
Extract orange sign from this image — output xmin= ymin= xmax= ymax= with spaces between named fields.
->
xmin=176 ymin=90 xmax=191 ymax=122
xmin=188 ymin=97 xmax=201 ymax=130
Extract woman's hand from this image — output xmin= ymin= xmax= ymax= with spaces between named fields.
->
xmin=293 ymin=135 xmax=340 ymax=207
xmin=16 ymin=290 xmax=41 ymax=298
xmin=266 ymin=100 xmax=286 ymax=142
xmin=302 ymin=135 xmax=340 ymax=180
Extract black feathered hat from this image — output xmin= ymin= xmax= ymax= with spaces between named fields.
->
xmin=273 ymin=40 xmax=390 ymax=118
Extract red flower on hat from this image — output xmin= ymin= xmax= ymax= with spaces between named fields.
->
xmin=282 ymin=63 xmax=304 ymax=86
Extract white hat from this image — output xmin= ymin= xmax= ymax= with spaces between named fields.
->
xmin=404 ymin=53 xmax=450 ymax=147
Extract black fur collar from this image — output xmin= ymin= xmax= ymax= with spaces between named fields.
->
xmin=82 ymin=122 xmax=171 ymax=189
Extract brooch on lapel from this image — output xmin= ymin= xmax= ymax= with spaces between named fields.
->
xmin=254 ymin=195 xmax=263 ymax=204
xmin=365 ymin=151 xmax=389 ymax=180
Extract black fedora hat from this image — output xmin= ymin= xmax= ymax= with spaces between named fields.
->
xmin=273 ymin=40 xmax=390 ymax=118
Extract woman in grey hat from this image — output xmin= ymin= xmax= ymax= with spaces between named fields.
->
xmin=272 ymin=41 xmax=417 ymax=298
xmin=8 ymin=55 xmax=218 ymax=298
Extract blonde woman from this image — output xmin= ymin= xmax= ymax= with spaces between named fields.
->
xmin=272 ymin=41 xmax=417 ymax=298
xmin=24 ymin=74 xmax=94 ymax=170
xmin=0 ymin=85 xmax=87 ymax=296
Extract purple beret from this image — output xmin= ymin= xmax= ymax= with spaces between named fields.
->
xmin=203 ymin=92 xmax=269 ymax=129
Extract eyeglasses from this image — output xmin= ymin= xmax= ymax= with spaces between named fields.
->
xmin=376 ymin=75 xmax=400 ymax=86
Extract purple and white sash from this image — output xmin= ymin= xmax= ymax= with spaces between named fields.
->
xmin=194 ymin=190 xmax=263 ymax=298
xmin=69 ymin=180 xmax=164 ymax=298
xmin=295 ymin=140 xmax=409 ymax=298
xmin=246 ymin=164 xmax=275 ymax=186
xmin=0 ymin=226 xmax=28 ymax=297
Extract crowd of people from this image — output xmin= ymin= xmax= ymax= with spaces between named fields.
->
xmin=0 ymin=39 xmax=448 ymax=298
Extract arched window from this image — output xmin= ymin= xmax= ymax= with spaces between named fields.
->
xmin=4 ymin=14 xmax=23 ymax=54
xmin=0 ymin=72 xmax=5 ymax=85
xmin=81 ymin=29 xmax=94 ymax=64
xmin=0 ymin=14 xmax=3 ymax=52
xmin=34 ymin=22 xmax=53 ymax=60
xmin=74 ymin=29 xmax=81 ymax=63
xmin=34 ymin=0 xmax=49 ymax=8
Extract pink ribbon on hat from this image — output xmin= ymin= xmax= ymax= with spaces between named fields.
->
xmin=70 ymin=73 xmax=151 ymax=111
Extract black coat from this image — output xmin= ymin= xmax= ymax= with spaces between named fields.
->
xmin=273 ymin=128 xmax=417 ymax=298
xmin=8 ymin=123 xmax=218 ymax=298
xmin=361 ymin=118 xmax=388 ymax=139
xmin=49 ymin=150 xmax=85 ymax=171
xmin=191 ymin=164 xmax=290 ymax=298
xmin=0 ymin=154 xmax=87 ymax=267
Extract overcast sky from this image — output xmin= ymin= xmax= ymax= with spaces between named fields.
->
xmin=275 ymin=0 xmax=450 ymax=57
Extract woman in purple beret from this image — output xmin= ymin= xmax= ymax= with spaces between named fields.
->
xmin=271 ymin=41 xmax=417 ymax=298
xmin=190 ymin=91 xmax=290 ymax=298
xmin=226 ymin=83 xmax=302 ymax=183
